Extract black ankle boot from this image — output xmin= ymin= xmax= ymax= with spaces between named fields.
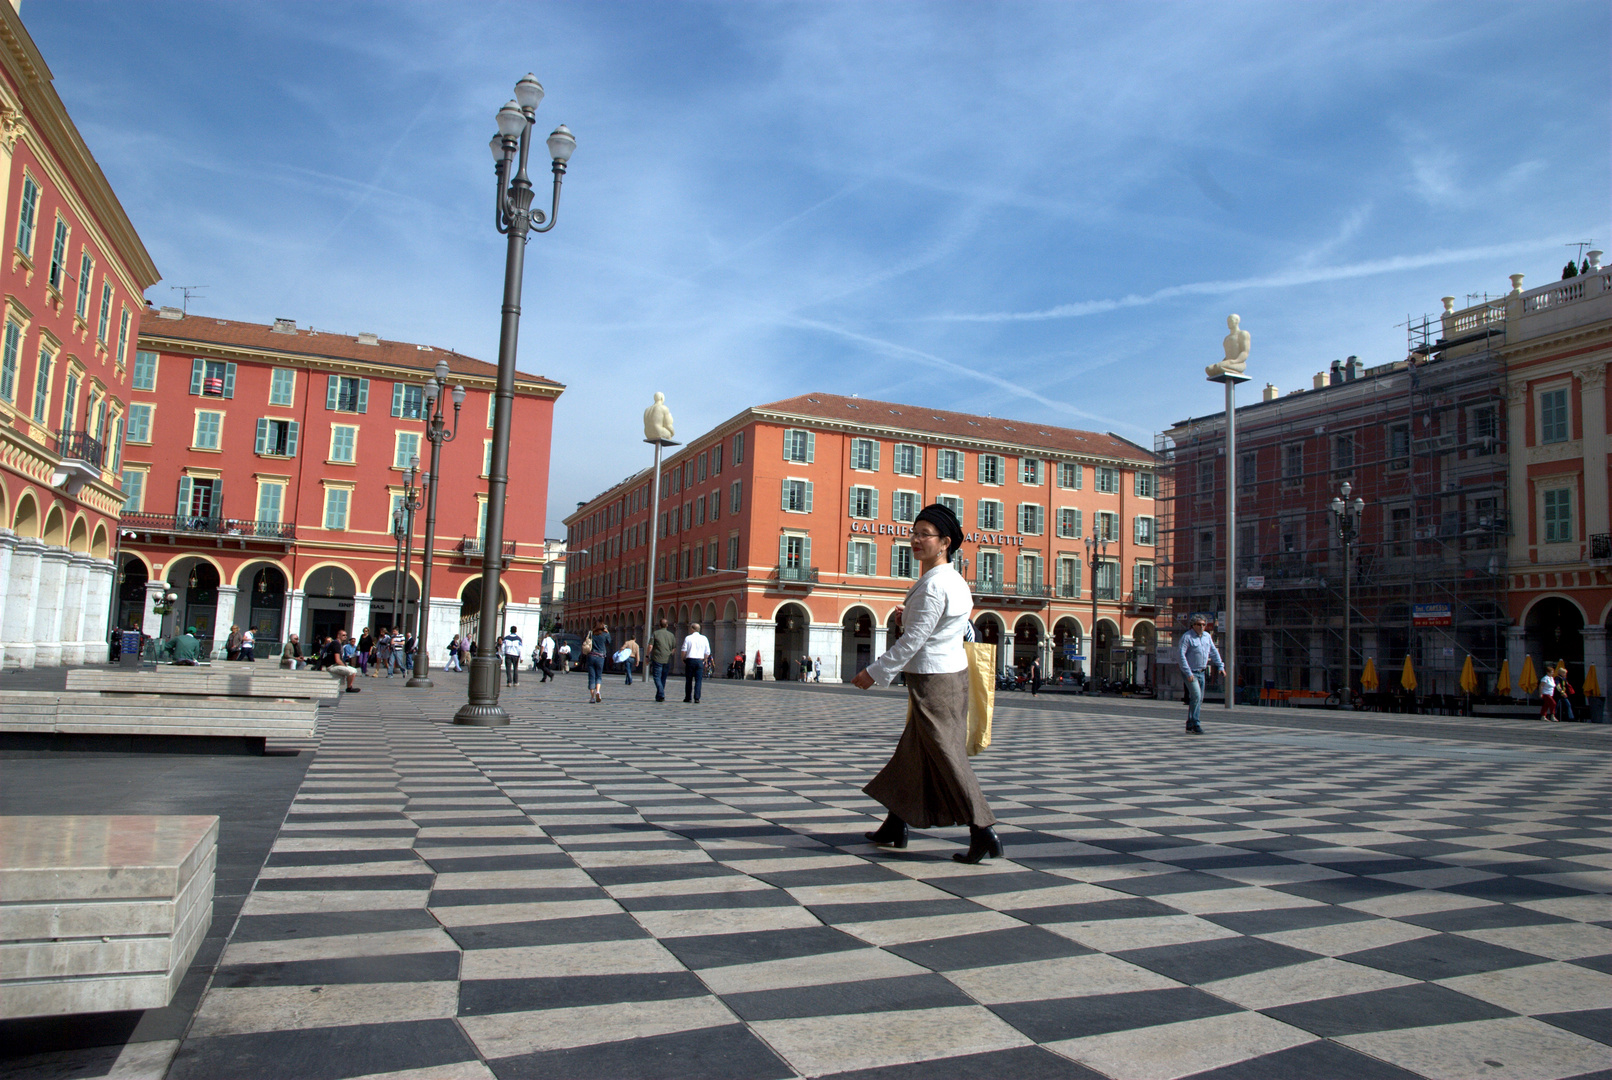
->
xmin=865 ymin=813 xmax=908 ymax=848
xmin=953 ymin=825 xmax=1002 ymax=864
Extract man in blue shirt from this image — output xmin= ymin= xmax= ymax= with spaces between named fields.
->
xmin=1177 ymin=614 xmax=1223 ymax=735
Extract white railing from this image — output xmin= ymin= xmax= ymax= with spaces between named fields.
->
xmin=1445 ymin=302 xmax=1506 ymax=335
xmin=1522 ymin=269 xmax=1612 ymax=314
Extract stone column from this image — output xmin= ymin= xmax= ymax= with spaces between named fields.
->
xmin=740 ymin=619 xmax=774 ymax=679
xmin=59 ymin=554 xmax=90 ymax=664
xmin=143 ymin=580 xmax=168 ymax=640
xmin=82 ymin=558 xmax=115 ymax=663
xmin=1505 ymin=383 xmax=1530 ymax=571
xmin=213 ymin=584 xmax=240 ymax=659
xmin=0 ymin=528 xmax=13 ymax=669
xmin=1582 ymin=626 xmax=1607 ymax=702
xmin=286 ymin=589 xmax=306 ymax=647
xmin=807 ymin=623 xmax=841 ymax=683
xmin=1308 ymin=630 xmax=1326 ymax=693
xmin=1261 ymin=631 xmax=1275 ymax=688
xmin=1506 ymin=625 xmax=1527 ymax=697
xmin=33 ymin=545 xmax=71 ymax=666
xmin=425 ymin=596 xmax=459 ymax=667
xmin=1577 ymin=365 xmax=1608 ymax=544
xmin=352 ymin=592 xmax=372 ymax=637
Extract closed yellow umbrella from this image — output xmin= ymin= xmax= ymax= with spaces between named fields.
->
xmin=1360 ymin=657 xmax=1379 ymax=692
xmin=1496 ymin=658 xmax=1512 ymax=697
xmin=1520 ymin=655 xmax=1538 ymax=694
xmin=1459 ymin=655 xmax=1478 ymax=695
xmin=1584 ymin=664 xmax=1601 ymax=697
xmin=1400 ymin=655 xmax=1417 ymax=692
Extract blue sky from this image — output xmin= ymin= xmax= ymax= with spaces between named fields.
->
xmin=26 ymin=0 xmax=1610 ymax=533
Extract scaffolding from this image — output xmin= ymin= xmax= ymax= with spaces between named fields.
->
xmin=1155 ymin=316 xmax=1510 ymax=702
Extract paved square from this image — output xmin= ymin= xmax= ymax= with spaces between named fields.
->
xmin=7 ymin=676 xmax=1611 ymax=1079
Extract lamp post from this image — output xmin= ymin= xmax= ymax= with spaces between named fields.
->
xmin=1330 ymin=481 xmax=1366 ymax=706
xmin=401 ymin=459 xmax=423 ymax=636
xmin=456 ymin=72 xmax=575 ymax=726
xmin=1085 ymin=532 xmax=1110 ymax=687
xmin=409 ymin=361 xmax=465 ymax=688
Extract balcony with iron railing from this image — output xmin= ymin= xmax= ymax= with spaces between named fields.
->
xmin=459 ymin=536 xmax=517 ymax=565
xmin=774 ymin=564 xmax=819 ymax=586
xmin=120 ymin=512 xmax=296 ymax=542
xmin=55 ymin=429 xmax=106 ymax=469
xmin=1592 ymin=533 xmax=1611 ymax=565
xmin=970 ymin=577 xmax=1050 ymax=600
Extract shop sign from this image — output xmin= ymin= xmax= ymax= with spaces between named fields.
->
xmin=1413 ymin=603 xmax=1452 ymax=626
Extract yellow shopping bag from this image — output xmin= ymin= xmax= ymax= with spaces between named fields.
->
xmin=965 ymin=641 xmax=995 ymax=756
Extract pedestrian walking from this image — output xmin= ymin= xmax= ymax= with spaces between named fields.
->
xmin=753 ymin=649 xmax=764 ymax=681
xmin=458 ymin=635 xmax=470 ymax=672
xmin=1538 ymin=665 xmax=1557 ymax=721
xmin=1178 ymin=614 xmax=1222 ymax=735
xmin=538 ymin=630 xmax=554 ymax=682
xmin=851 ymin=503 xmax=1001 ymax=864
xmin=502 ymin=625 xmax=524 ymax=686
xmin=446 ymin=634 xmax=463 ymax=672
xmin=1554 ymin=663 xmax=1575 ymax=721
xmin=355 ymin=628 xmax=373 ymax=675
xmin=814 ymin=657 xmax=823 ymax=683
xmin=240 ymin=627 xmax=256 ymax=662
xmin=650 ymin=618 xmax=677 ymax=702
xmin=682 ymin=622 xmax=712 ymax=703
xmin=557 ymin=641 xmax=571 ymax=672
xmin=586 ymin=621 xmax=613 ymax=703
xmin=225 ymin=624 xmax=242 ymax=662
xmin=387 ymin=628 xmax=407 ymax=677
xmin=1029 ymin=658 xmax=1041 ymax=695
xmin=620 ymin=636 xmax=640 ymax=685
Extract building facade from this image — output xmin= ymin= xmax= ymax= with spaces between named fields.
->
xmin=116 ymin=310 xmax=563 ymax=662
xmin=563 ymin=394 xmax=1159 ymax=684
xmin=0 ymin=1 xmax=161 ymax=668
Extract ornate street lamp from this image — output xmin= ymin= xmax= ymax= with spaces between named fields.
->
xmin=409 ymin=361 xmax=465 ymax=687
xmin=1085 ymin=532 xmax=1110 ymax=687
xmin=457 ymin=73 xmax=575 ymax=726
xmin=400 ymin=458 xmax=423 ymax=637
xmin=1330 ymin=481 xmax=1366 ymax=706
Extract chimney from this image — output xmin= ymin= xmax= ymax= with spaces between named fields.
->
xmin=1313 ymin=372 xmax=1327 ymax=390
xmin=1346 ymin=355 xmax=1361 ymax=381
xmin=1329 ymin=360 xmax=1343 ymax=386
xmin=271 ymin=318 xmax=297 ymax=334
xmin=357 ymin=332 xmax=380 ymax=346
xmin=157 ymin=306 xmax=184 ymax=320
xmin=1262 ymin=383 xmax=1278 ymax=402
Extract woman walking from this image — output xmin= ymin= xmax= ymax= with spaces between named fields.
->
xmin=446 ymin=634 xmax=463 ymax=672
xmin=586 ymin=620 xmax=613 ymax=703
xmin=356 ymin=628 xmax=373 ymax=676
xmin=851 ymin=503 xmax=1001 ymax=864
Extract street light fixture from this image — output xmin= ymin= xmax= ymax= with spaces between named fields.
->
xmin=392 ymin=460 xmax=423 ymax=640
xmin=409 ymin=361 xmax=465 ymax=688
xmin=1084 ymin=532 xmax=1110 ymax=687
xmin=457 ymin=72 xmax=575 ymax=727
xmin=1330 ymin=481 xmax=1366 ymax=706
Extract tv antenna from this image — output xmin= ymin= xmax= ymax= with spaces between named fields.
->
xmin=171 ymin=285 xmax=209 ymax=314
xmin=1567 ymin=240 xmax=1594 ymax=263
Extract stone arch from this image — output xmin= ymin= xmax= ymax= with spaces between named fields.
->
xmin=90 ymin=522 xmax=110 ymax=559
xmin=1130 ymin=620 xmax=1158 ymax=687
xmin=164 ymin=556 xmax=223 ymax=646
xmin=166 ymin=552 xmax=227 ymax=583
xmin=723 ymin=599 xmax=739 ymax=623
xmin=42 ymin=503 xmax=66 ymax=547
xmin=0 ymin=475 xmax=8 ymax=528
xmin=1518 ymin=593 xmax=1588 ymax=627
xmin=116 ymin=554 xmax=150 ymax=631
xmin=774 ymin=602 xmax=810 ymax=681
xmin=841 ymin=604 xmax=876 ymax=680
xmin=236 ymin=560 xmax=291 ymax=650
xmin=1523 ymin=596 xmax=1586 ymax=686
xmin=704 ymin=601 xmax=717 ymax=626
xmin=1012 ymin=613 xmax=1046 ymax=670
xmin=1094 ymin=617 xmax=1122 ymax=683
xmin=68 ymin=513 xmax=90 ymax=553
xmin=371 ymin=569 xmax=423 ymax=634
xmin=303 ymin=564 xmax=359 ymax=645
xmin=1053 ymin=616 xmax=1084 ymax=677
xmin=11 ymin=489 xmax=39 ymax=538
xmin=229 ymin=557 xmax=292 ymax=589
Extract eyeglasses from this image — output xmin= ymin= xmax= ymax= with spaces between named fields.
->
xmin=911 ymin=529 xmax=942 ymax=540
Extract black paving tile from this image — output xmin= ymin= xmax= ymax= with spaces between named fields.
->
xmin=427 ymin=886 xmax=609 ymax=906
xmin=446 ymin=914 xmax=650 ymax=950
xmin=1262 ymin=981 xmax=1515 ymax=1036
xmin=750 ymin=863 xmax=909 ymax=888
xmin=806 ymin=898 xmax=985 ymax=924
xmin=663 ymin=925 xmax=867 ymax=969
xmin=1445 ymin=876 xmax=1594 ymax=903
xmin=1398 ymin=903 xmax=1570 ymax=932
xmin=928 ymin=871 xmax=1066 ymax=898
xmin=1089 ymin=871 xmax=1248 ymax=897
xmin=167 ymin=1019 xmax=478 ymax=1080
xmin=252 ymin=874 xmax=436 ymax=891
xmin=263 ymin=848 xmax=419 ymax=867
xmin=416 ymin=852 xmax=574 ymax=873
xmin=1340 ymin=934 xmax=1548 ymax=981
xmin=1538 ymin=1009 xmax=1612 ymax=1046
xmin=1181 ymin=1037 xmax=1425 ymax=1079
xmin=229 ymin=908 xmax=441 ymax=942
xmin=1572 ymin=954 xmax=1612 ymax=975
xmin=722 ymin=973 xmax=975 ymax=1021
xmin=1007 ymin=897 xmax=1182 ymax=924
xmin=585 ymin=863 xmax=747 ymax=886
xmin=459 ymin=971 xmax=709 ymax=1015
xmin=211 ymin=951 xmax=459 ymax=987
xmin=817 ymin=1044 xmax=1105 ymax=1080
xmin=618 ymin=889 xmax=799 ymax=912
xmin=1117 ymin=936 xmax=1322 ymax=984
xmin=1203 ymin=905 xmax=1377 ymax=936
xmin=487 ymin=1021 xmax=793 ymax=1080
xmin=993 ymin=986 xmax=1240 ymax=1042
xmin=1271 ymin=877 xmax=1418 ymax=905
xmin=885 ymin=926 xmax=1091 ymax=971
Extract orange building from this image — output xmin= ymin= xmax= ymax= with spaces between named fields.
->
xmin=117 ymin=310 xmax=562 ymax=661
xmin=564 ymin=394 xmax=1160 ymax=684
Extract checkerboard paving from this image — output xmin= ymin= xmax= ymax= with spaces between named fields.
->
xmin=168 ymin=678 xmax=1612 ymax=1080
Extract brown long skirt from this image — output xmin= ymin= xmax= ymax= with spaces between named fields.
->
xmin=863 ymin=670 xmax=996 ymax=829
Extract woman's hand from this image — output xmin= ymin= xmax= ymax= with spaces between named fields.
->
xmin=851 ymin=669 xmax=875 ymax=690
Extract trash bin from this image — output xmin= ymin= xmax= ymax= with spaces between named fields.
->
xmin=1588 ymin=696 xmax=1605 ymax=724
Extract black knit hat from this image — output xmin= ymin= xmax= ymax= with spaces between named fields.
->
xmin=915 ymin=502 xmax=965 ymax=558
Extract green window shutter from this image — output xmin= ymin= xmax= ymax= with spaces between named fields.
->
xmin=806 ymin=431 xmax=815 ymax=463
xmin=804 ymin=482 xmax=813 ymax=513
xmin=326 ymin=375 xmax=339 ymax=410
xmin=285 ymin=421 xmax=299 ymax=458
xmin=391 ymin=383 xmax=404 ymax=417
xmin=190 ymin=358 xmax=205 ymax=395
xmin=178 ymin=476 xmax=192 ymax=516
xmin=214 ymin=479 xmax=223 ymax=518
xmin=357 ymin=379 xmax=369 ymax=413
xmin=870 ymin=442 xmax=879 ymax=471
xmin=871 ymin=490 xmax=879 ymax=519
xmin=255 ymin=418 xmax=268 ymax=454
xmin=977 ymin=500 xmax=985 ymax=528
xmin=778 ymin=534 xmax=788 ymax=568
xmin=781 ymin=482 xmax=790 ymax=511
xmin=223 ymin=363 xmax=237 ymax=399
xmin=802 ymin=536 xmax=811 ymax=568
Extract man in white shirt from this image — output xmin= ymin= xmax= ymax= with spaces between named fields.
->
xmin=502 ymin=625 xmax=524 ymax=686
xmin=539 ymin=632 xmax=555 ymax=682
xmin=680 ymin=622 xmax=712 ymax=703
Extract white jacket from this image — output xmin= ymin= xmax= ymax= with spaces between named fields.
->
xmin=864 ymin=563 xmax=972 ymax=684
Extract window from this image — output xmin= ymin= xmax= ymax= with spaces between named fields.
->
xmin=48 ymin=217 xmax=68 ymax=291
xmin=937 ymin=448 xmax=963 ymax=480
xmin=391 ymin=383 xmax=425 ymax=419
xmin=97 ymin=282 xmax=113 ymax=344
xmin=977 ymin=499 xmax=1002 ymax=530
xmin=1095 ymin=559 xmax=1120 ymax=601
xmin=893 ymin=443 xmax=920 ymax=476
xmin=847 ymin=539 xmax=877 ymax=575
xmin=1057 ymin=507 xmax=1082 ymax=538
xmin=1020 ymin=458 xmax=1043 ymax=485
xmin=1282 ymin=442 xmax=1304 ymax=483
xmin=394 ymin=431 xmax=421 ymax=468
xmin=125 ymin=402 xmax=153 ymax=443
xmin=111 ymin=414 xmax=124 ymax=471
xmin=132 ymin=351 xmax=158 ymax=391
xmin=75 ymin=252 xmax=93 ymax=320
xmin=193 ymin=410 xmax=222 ymax=449
xmin=60 ymin=370 xmax=78 ymax=431
xmin=330 ymin=424 xmax=357 ymax=463
xmin=682 ymin=501 xmax=693 ymax=530
xmin=850 ymin=485 xmax=878 ymax=519
xmin=1197 ymin=459 xmax=1216 ymax=493
xmin=1019 ymin=552 xmax=1044 ymax=591
xmin=115 ymin=308 xmax=131 ymax=366
xmin=1096 ymin=510 xmax=1119 ymax=541
xmin=727 ymin=535 xmax=740 ymax=570
xmin=1471 ymin=404 xmax=1498 ymax=455
xmin=486 ymin=393 xmax=496 ymax=429
xmin=0 ymin=320 xmax=18 ymax=402
xmin=1238 ymin=522 xmax=1257 ymax=572
xmin=978 ymin=453 xmax=1004 ymax=485
xmin=1058 ymin=462 xmax=1082 ymax=489
xmin=977 ymin=550 xmax=1001 ymax=587
xmin=684 ymin=460 xmax=694 ymax=486
xmin=178 ymin=476 xmax=219 ymax=522
xmin=695 ymin=496 xmax=705 ymax=526
xmin=731 ymin=479 xmax=743 ymax=513
xmin=1539 ymin=388 xmax=1569 ymax=444
xmin=709 ymin=490 xmax=720 ymax=522
xmin=892 ymin=544 xmax=915 ymax=579
xmin=326 ymin=375 xmax=368 ymax=413
xmin=1543 ymin=488 xmax=1573 ymax=543
xmin=1390 ymin=424 xmax=1410 ymax=469
xmin=1238 ymin=451 xmax=1257 ymax=490
xmin=850 ymin=438 xmax=879 ymax=471
xmin=1390 ymin=507 xmax=1411 ymax=556
xmin=783 ymin=428 xmax=814 ymax=462
xmin=733 ymin=431 xmax=744 ymax=464
xmin=255 ymin=418 xmax=299 ymax=457
xmin=482 ymin=440 xmax=493 ymax=476
xmin=892 ymin=490 xmax=919 ymax=522
xmin=1197 ymin=530 xmax=1215 ymax=574
xmin=783 ymin=478 xmax=813 ymax=513
xmin=323 ymin=487 xmax=351 ymax=530
xmin=1134 ymin=515 xmax=1155 ymax=545
xmin=1333 ymin=433 xmax=1355 ymax=472
xmin=1056 ymin=556 xmax=1081 ymax=598
xmin=1280 ymin=515 xmax=1304 ymax=555
xmin=1134 ymin=562 xmax=1155 ymax=605
xmin=1018 ymin=503 xmax=1044 ymax=534
xmin=189 ymin=358 xmax=236 ymax=398
xmin=256 ymin=482 xmax=284 ymax=524
xmin=120 ymin=468 xmax=144 ymax=512
xmin=712 ymin=442 xmax=723 ymax=475
xmin=1096 ymin=466 xmax=1119 ymax=494
xmin=1134 ymin=471 xmax=1154 ymax=498
xmin=671 ymin=468 xmax=680 ymax=494
xmin=31 ymin=346 xmax=52 ymax=422
xmin=937 ymin=494 xmax=964 ymax=520
xmin=15 ymin=174 xmax=39 ymax=254
xmin=780 ymin=533 xmax=811 ymax=575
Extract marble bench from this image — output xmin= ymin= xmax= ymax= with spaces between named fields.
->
xmin=0 ymin=815 xmax=218 ymax=1018
xmin=0 ymin=690 xmax=318 ymax=754
xmin=66 ymin=667 xmax=342 ymax=702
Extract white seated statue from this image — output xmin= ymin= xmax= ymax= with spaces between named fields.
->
xmin=1206 ymin=314 xmax=1250 ymax=378
xmin=643 ymin=392 xmax=675 ymax=442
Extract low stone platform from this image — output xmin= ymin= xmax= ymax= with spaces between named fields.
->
xmin=0 ymin=691 xmax=318 ymax=753
xmin=1 ymin=815 xmax=218 ymax=1019
xmin=66 ymin=667 xmax=342 ymax=702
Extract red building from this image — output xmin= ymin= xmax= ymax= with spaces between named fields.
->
xmin=0 ymin=2 xmax=161 ymax=668
xmin=118 ymin=310 xmax=562 ymax=662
